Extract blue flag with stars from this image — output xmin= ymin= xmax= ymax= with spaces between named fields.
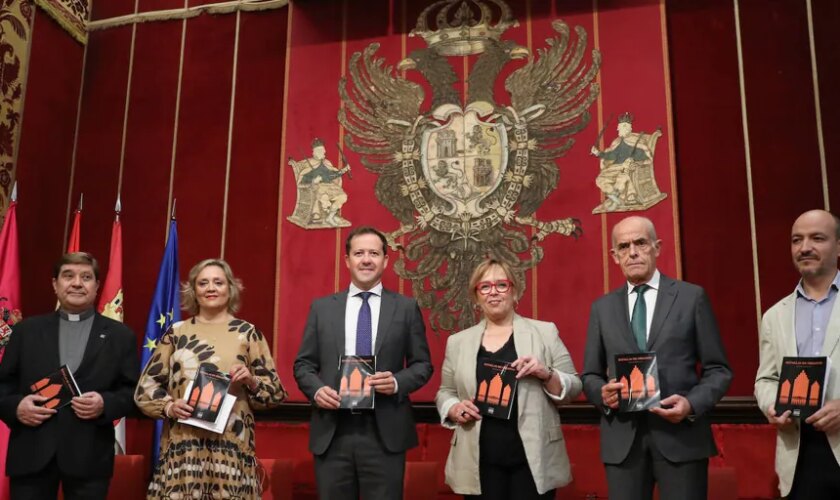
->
xmin=141 ymin=219 xmax=180 ymax=467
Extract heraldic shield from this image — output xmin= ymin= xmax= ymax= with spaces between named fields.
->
xmin=420 ymin=102 xmax=508 ymax=217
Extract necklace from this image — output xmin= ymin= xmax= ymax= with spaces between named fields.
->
xmin=194 ymin=315 xmax=231 ymax=325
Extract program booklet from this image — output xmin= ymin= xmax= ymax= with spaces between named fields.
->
xmin=474 ymin=358 xmax=518 ymax=419
xmin=775 ymin=356 xmax=831 ymax=419
xmin=338 ymin=355 xmax=376 ymax=409
xmin=30 ymin=365 xmax=82 ymax=409
xmin=615 ymin=352 xmax=660 ymax=412
xmin=178 ymin=367 xmax=236 ymax=433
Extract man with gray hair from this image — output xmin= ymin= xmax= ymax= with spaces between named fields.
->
xmin=582 ymin=216 xmax=732 ymax=500
xmin=755 ymin=209 xmax=840 ymax=499
xmin=0 ymin=252 xmax=138 ymax=499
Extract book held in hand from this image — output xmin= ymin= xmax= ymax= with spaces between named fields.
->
xmin=178 ymin=367 xmax=236 ymax=434
xmin=187 ymin=368 xmax=231 ymax=422
xmin=30 ymin=365 xmax=81 ymax=409
xmin=775 ymin=356 xmax=831 ymax=419
xmin=474 ymin=359 xmax=518 ymax=419
xmin=615 ymin=352 xmax=660 ymax=412
xmin=338 ymin=355 xmax=375 ymax=409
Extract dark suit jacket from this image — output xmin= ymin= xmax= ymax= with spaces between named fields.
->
xmin=582 ymin=274 xmax=732 ymax=464
xmin=0 ymin=312 xmax=139 ymax=478
xmin=293 ymin=288 xmax=432 ymax=455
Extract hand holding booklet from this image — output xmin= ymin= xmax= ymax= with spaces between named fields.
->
xmin=338 ymin=355 xmax=376 ymax=409
xmin=615 ymin=352 xmax=660 ymax=412
xmin=474 ymin=359 xmax=518 ymax=419
xmin=178 ymin=367 xmax=237 ymax=433
xmin=774 ymin=356 xmax=831 ymax=419
xmin=30 ymin=365 xmax=81 ymax=409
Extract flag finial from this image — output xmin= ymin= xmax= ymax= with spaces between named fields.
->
xmin=170 ymin=199 xmax=177 ymax=220
xmin=10 ymin=182 xmax=16 ymax=203
xmin=77 ymin=193 xmax=84 ymax=212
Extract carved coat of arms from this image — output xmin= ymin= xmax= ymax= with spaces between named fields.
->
xmin=339 ymin=0 xmax=601 ymax=331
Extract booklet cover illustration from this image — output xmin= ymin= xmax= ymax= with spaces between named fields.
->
xmin=186 ymin=368 xmax=231 ymax=422
xmin=615 ymin=352 xmax=660 ymax=412
xmin=30 ymin=365 xmax=82 ymax=409
xmin=775 ymin=356 xmax=831 ymax=419
xmin=474 ymin=359 xmax=518 ymax=419
xmin=338 ymin=355 xmax=375 ymax=409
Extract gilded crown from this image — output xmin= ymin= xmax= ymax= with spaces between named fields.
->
xmin=410 ymin=0 xmax=518 ymax=56
xmin=618 ymin=112 xmax=634 ymax=124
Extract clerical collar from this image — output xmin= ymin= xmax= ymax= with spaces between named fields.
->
xmin=58 ymin=308 xmax=95 ymax=322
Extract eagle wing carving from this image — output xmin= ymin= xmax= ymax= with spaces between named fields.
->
xmin=339 ymin=43 xmax=427 ymax=224
xmin=504 ymin=20 xmax=601 ymax=216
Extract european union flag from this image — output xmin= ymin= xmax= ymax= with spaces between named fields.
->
xmin=141 ymin=219 xmax=180 ymax=467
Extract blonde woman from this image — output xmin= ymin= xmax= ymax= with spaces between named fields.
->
xmin=436 ymin=258 xmax=581 ymax=499
xmin=135 ymin=259 xmax=286 ymax=499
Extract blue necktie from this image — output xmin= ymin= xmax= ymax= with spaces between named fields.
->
xmin=631 ymin=284 xmax=650 ymax=351
xmin=355 ymin=292 xmax=373 ymax=356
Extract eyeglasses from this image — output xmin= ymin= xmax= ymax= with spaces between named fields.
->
xmin=613 ymin=238 xmax=652 ymax=256
xmin=476 ymin=280 xmax=513 ymax=295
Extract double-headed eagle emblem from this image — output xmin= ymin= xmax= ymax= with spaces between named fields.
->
xmin=339 ymin=0 xmax=601 ymax=332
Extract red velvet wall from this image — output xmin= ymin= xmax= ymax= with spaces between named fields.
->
xmin=15 ymin=9 xmax=84 ymax=310
xmin=12 ymin=0 xmax=839 ymax=402
xmin=16 ymin=7 xmax=288 ymax=352
xmin=669 ymin=0 xmax=839 ymax=395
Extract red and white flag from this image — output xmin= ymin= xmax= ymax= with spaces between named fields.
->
xmin=57 ymin=193 xmax=83 ymax=311
xmin=66 ymin=193 xmax=82 ymax=253
xmin=98 ymin=197 xmax=126 ymax=454
xmin=0 ymin=183 xmax=22 ymax=500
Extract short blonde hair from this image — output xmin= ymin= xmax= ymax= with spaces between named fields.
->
xmin=181 ymin=259 xmax=243 ymax=316
xmin=467 ymin=258 xmax=524 ymax=303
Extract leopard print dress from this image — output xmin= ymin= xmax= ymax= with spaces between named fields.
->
xmin=135 ymin=318 xmax=287 ymax=499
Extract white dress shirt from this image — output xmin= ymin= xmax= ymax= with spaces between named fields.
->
xmin=625 ymin=269 xmax=660 ymax=341
xmin=345 ymin=282 xmax=383 ymax=355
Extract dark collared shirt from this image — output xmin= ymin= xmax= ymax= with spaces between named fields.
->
xmin=58 ymin=308 xmax=94 ymax=373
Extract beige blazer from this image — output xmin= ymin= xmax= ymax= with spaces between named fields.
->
xmin=435 ymin=314 xmax=582 ymax=495
xmin=754 ymin=291 xmax=840 ymax=497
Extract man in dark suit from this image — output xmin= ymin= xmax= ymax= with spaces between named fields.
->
xmin=294 ymin=226 xmax=432 ymax=500
xmin=582 ymin=216 xmax=732 ymax=500
xmin=0 ymin=252 xmax=139 ymax=500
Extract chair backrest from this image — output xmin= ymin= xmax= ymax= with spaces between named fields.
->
xmin=259 ymin=458 xmax=294 ymax=500
xmin=106 ymin=454 xmax=146 ymax=500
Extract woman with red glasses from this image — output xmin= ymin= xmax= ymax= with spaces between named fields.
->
xmin=435 ymin=258 xmax=581 ymax=499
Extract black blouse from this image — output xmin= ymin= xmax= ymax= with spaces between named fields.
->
xmin=477 ymin=334 xmax=527 ymax=466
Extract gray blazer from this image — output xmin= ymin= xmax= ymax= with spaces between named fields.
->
xmin=435 ymin=315 xmax=581 ymax=495
xmin=293 ymin=288 xmax=432 ymax=455
xmin=755 ymin=291 xmax=840 ymax=497
xmin=582 ymin=274 xmax=732 ymax=464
